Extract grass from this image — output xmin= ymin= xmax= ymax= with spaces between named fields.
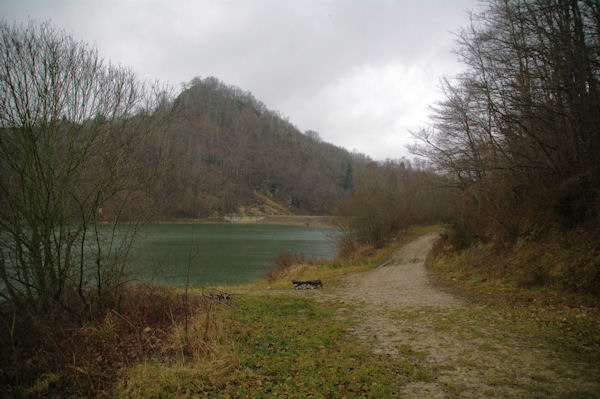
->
xmin=254 ymin=243 xmax=396 ymax=290
xmin=426 ymin=230 xmax=600 ymax=361
xmin=116 ymin=295 xmax=434 ymax=398
xmin=430 ymin=228 xmax=600 ymax=303
xmin=388 ymin=302 xmax=600 ymax=397
xmin=226 ymin=295 xmax=431 ymax=397
xmin=250 ymin=226 xmax=443 ymax=291
xmin=115 ymin=307 xmax=240 ymax=398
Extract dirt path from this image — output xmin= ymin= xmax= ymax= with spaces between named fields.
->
xmin=330 ymin=232 xmax=600 ymax=398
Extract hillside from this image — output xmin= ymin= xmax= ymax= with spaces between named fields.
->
xmin=148 ymin=77 xmax=367 ymax=219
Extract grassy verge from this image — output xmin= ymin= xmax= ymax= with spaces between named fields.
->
xmin=389 ymin=304 xmax=600 ymax=398
xmin=426 ymin=231 xmax=600 ymax=360
xmin=116 ymin=295 xmax=434 ymax=398
xmin=23 ymin=224 xmax=600 ymax=397
xmin=255 ymin=244 xmax=399 ymax=290
xmin=247 ymin=225 xmax=445 ymax=291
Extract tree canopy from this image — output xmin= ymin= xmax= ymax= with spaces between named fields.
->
xmin=411 ymin=0 xmax=600 ymax=241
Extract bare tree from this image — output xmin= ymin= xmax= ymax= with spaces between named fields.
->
xmin=334 ymin=160 xmax=456 ymax=250
xmin=0 ymin=21 xmax=171 ymax=319
xmin=411 ymin=0 xmax=600 ymax=240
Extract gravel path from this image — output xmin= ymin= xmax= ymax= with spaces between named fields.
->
xmin=335 ymin=232 xmax=460 ymax=308
xmin=330 ymin=232 xmax=600 ymax=398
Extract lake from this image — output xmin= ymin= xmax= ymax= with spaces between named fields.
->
xmin=128 ymin=224 xmax=338 ymax=286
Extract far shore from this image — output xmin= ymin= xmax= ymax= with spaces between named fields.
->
xmin=153 ymin=215 xmax=335 ymax=226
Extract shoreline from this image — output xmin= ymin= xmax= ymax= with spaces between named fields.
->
xmin=152 ymin=215 xmax=335 ymax=226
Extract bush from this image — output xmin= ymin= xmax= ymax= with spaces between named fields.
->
xmin=0 ymin=285 xmax=217 ymax=398
xmin=0 ymin=20 xmax=169 ymax=323
xmin=334 ymin=160 xmax=456 ymax=252
xmin=265 ymin=251 xmax=307 ymax=282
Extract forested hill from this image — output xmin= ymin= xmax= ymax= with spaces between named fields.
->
xmin=152 ymin=77 xmax=368 ymax=219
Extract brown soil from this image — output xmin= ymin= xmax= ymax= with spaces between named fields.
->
xmin=328 ymin=232 xmax=600 ymax=398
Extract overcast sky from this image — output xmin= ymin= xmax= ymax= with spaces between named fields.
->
xmin=1 ymin=0 xmax=481 ymax=160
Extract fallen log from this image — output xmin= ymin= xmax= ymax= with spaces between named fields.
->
xmin=292 ymin=279 xmax=323 ymax=289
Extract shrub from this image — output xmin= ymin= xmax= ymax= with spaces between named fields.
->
xmin=265 ymin=251 xmax=306 ymax=282
xmin=0 ymin=285 xmax=218 ymax=398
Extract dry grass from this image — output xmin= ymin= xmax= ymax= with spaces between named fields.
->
xmin=252 ymin=226 xmax=444 ymax=291
xmin=0 ymin=285 xmax=227 ymax=398
xmin=253 ymin=242 xmax=402 ymax=291
xmin=115 ymin=306 xmax=240 ymax=398
xmin=264 ymin=251 xmax=309 ymax=282
xmin=429 ymin=228 xmax=600 ymax=303
xmin=427 ymin=229 xmax=600 ymax=357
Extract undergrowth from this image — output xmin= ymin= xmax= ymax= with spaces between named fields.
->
xmin=427 ymin=228 xmax=600 ymax=357
xmin=0 ymin=285 xmax=214 ymax=398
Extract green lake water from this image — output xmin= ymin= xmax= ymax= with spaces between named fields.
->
xmin=128 ymin=224 xmax=337 ymax=286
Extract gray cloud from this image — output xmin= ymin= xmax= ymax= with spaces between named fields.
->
xmin=1 ymin=0 xmax=480 ymax=160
